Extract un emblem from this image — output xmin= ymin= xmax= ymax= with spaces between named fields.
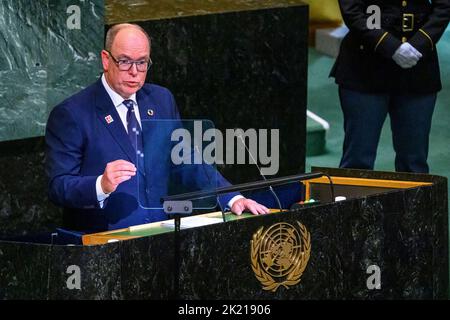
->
xmin=251 ymin=221 xmax=311 ymax=292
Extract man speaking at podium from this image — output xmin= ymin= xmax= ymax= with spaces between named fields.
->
xmin=45 ymin=23 xmax=269 ymax=233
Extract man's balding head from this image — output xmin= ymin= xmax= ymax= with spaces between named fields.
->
xmin=101 ymin=23 xmax=152 ymax=99
xmin=105 ymin=23 xmax=151 ymax=52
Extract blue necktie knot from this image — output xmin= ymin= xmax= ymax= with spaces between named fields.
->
xmin=123 ymin=99 xmax=134 ymax=110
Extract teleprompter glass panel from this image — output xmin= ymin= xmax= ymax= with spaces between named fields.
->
xmin=138 ymin=119 xmax=223 ymax=211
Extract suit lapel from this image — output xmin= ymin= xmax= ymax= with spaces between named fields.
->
xmin=137 ymin=87 xmax=160 ymax=122
xmin=94 ymin=80 xmax=140 ymax=171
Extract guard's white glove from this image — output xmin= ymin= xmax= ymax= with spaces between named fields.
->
xmin=392 ymin=43 xmax=423 ymax=69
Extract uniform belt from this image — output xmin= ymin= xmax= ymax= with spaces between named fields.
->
xmin=381 ymin=13 xmax=428 ymax=33
xmin=402 ymin=13 xmax=414 ymax=32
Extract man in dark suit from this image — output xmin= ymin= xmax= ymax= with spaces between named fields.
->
xmin=330 ymin=0 xmax=450 ymax=173
xmin=45 ymin=23 xmax=269 ymax=233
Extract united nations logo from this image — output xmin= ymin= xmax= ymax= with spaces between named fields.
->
xmin=251 ymin=221 xmax=311 ymax=292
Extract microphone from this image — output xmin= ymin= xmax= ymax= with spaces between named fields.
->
xmin=194 ymin=144 xmax=228 ymax=222
xmin=236 ymin=134 xmax=284 ymax=213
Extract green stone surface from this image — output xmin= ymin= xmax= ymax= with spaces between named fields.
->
xmin=106 ymin=0 xmax=308 ymax=23
xmin=0 ymin=0 xmax=103 ymax=142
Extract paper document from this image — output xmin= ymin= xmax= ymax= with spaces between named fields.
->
xmin=161 ymin=216 xmax=224 ymax=229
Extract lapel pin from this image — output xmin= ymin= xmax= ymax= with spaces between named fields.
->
xmin=147 ymin=109 xmax=154 ymax=116
xmin=105 ymin=115 xmax=114 ymax=124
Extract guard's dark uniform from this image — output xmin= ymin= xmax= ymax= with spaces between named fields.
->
xmin=330 ymin=0 xmax=450 ymax=93
xmin=330 ymin=0 xmax=450 ymax=173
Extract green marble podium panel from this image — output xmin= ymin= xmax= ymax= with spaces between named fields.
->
xmin=0 ymin=168 xmax=447 ymax=299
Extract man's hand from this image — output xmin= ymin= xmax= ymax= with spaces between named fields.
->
xmin=392 ymin=43 xmax=423 ymax=69
xmin=101 ymin=160 xmax=136 ymax=194
xmin=231 ymin=198 xmax=270 ymax=215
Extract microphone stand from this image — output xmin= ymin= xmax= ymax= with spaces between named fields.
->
xmin=237 ymin=134 xmax=284 ymax=213
xmin=194 ymin=143 xmax=228 ymax=222
xmin=163 ymin=172 xmax=324 ymax=202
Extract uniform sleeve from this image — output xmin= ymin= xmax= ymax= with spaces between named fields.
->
xmin=338 ymin=0 xmax=402 ymax=59
xmin=45 ymin=104 xmax=99 ymax=209
xmin=408 ymin=0 xmax=450 ymax=58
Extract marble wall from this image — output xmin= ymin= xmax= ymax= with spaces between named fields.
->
xmin=0 ymin=0 xmax=103 ymax=142
xmin=0 ymin=137 xmax=61 ymax=237
xmin=0 ymin=0 xmax=104 ymax=236
xmin=106 ymin=0 xmax=311 ymax=23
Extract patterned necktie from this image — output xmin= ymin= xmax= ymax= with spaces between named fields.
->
xmin=123 ymin=99 xmax=144 ymax=161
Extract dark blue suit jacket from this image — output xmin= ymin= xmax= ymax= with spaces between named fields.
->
xmin=45 ymin=78 xmax=236 ymax=233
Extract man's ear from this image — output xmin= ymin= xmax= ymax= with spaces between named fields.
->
xmin=101 ymin=50 xmax=109 ymax=72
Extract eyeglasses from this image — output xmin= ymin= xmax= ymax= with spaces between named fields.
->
xmin=106 ymin=50 xmax=152 ymax=72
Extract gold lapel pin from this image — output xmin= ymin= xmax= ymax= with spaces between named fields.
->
xmin=147 ymin=109 xmax=154 ymax=116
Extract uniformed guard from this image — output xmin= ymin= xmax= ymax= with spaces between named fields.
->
xmin=330 ymin=0 xmax=450 ymax=173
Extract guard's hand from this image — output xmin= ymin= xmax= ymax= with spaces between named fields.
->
xmin=231 ymin=198 xmax=270 ymax=216
xmin=392 ymin=42 xmax=423 ymax=69
xmin=101 ymin=160 xmax=136 ymax=194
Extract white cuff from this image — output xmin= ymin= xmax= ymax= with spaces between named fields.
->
xmin=96 ymin=175 xmax=110 ymax=208
xmin=227 ymin=195 xmax=245 ymax=209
